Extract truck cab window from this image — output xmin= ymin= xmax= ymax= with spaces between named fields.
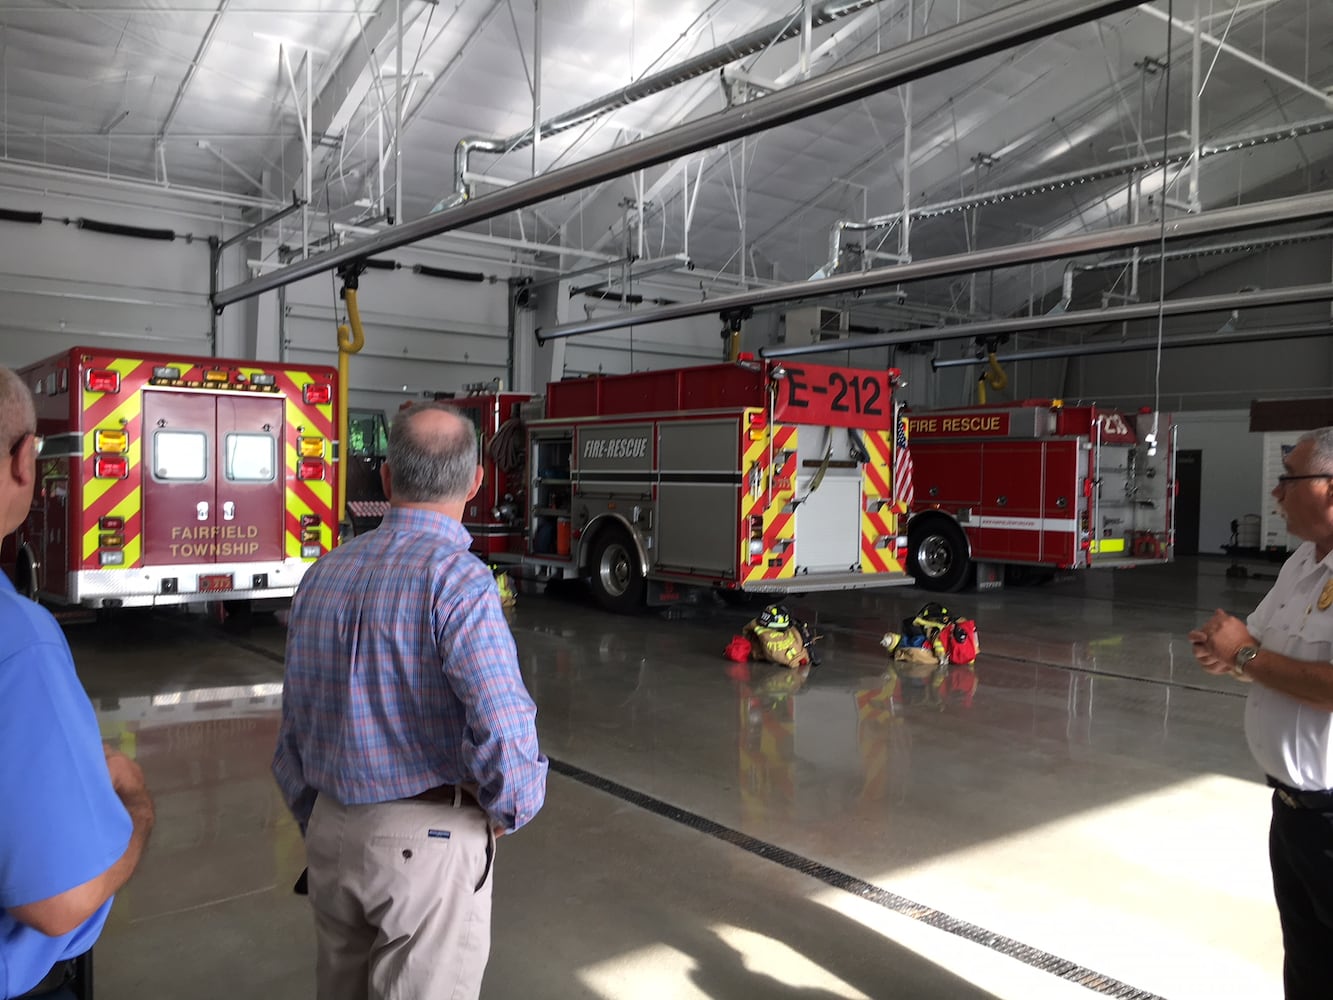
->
xmin=153 ymin=430 xmax=208 ymax=481
xmin=226 ymin=433 xmax=276 ymax=482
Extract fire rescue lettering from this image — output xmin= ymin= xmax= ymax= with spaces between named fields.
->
xmin=908 ymin=415 xmax=1009 ymax=436
xmin=169 ymin=524 xmax=261 ymax=558
xmin=583 ymin=436 xmax=648 ymax=460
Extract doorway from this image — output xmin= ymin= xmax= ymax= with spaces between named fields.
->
xmin=1174 ymin=449 xmax=1202 ymax=556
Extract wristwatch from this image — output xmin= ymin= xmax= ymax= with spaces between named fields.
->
xmin=1232 ymin=645 xmax=1260 ymax=679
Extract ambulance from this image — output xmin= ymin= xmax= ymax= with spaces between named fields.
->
xmin=3 ymin=347 xmax=339 ymax=608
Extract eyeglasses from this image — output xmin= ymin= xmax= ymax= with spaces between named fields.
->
xmin=8 ymin=432 xmax=43 ymax=458
xmin=1276 ymin=473 xmax=1333 ymax=485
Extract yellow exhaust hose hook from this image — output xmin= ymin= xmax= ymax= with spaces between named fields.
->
xmin=336 ymin=264 xmax=367 ymax=529
xmin=975 ymin=340 xmax=1008 ymax=405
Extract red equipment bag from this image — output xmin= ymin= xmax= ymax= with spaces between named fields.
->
xmin=724 ymin=635 xmax=755 ymax=662
xmin=944 ymin=619 xmax=979 ymax=665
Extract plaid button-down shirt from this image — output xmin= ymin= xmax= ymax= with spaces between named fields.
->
xmin=273 ymin=507 xmax=547 ymax=833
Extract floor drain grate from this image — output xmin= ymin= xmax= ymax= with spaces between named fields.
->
xmin=550 ymin=757 xmax=1165 ymax=1000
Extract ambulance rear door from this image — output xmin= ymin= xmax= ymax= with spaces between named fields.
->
xmin=142 ymin=391 xmax=284 ymax=572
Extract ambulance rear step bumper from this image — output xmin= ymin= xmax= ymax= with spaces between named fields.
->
xmin=741 ymin=570 xmax=912 ymax=594
xmin=68 ymin=560 xmax=313 ymax=608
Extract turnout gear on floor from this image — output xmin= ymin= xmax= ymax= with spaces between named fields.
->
xmin=880 ymin=602 xmax=980 ymax=710
xmin=733 ymin=604 xmax=823 ymax=669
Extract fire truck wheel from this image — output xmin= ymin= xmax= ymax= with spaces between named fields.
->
xmin=588 ymin=528 xmax=645 ymax=614
xmin=907 ymin=519 xmax=971 ymax=593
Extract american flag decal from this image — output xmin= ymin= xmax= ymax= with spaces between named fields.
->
xmin=892 ymin=414 xmax=914 ymax=513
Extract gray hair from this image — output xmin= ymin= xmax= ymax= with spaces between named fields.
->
xmin=388 ymin=401 xmax=479 ymax=502
xmin=0 ymin=367 xmax=35 ymax=452
xmin=1297 ymin=428 xmax=1333 ymax=473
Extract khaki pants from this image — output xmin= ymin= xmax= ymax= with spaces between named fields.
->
xmin=305 ymin=794 xmax=494 ymax=1000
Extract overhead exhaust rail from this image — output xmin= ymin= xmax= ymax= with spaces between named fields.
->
xmin=1076 ymin=225 xmax=1333 ymax=273
xmin=452 ymin=0 xmax=887 ymax=198
xmin=764 ymin=281 xmax=1333 ymax=358
xmin=878 ymin=114 xmax=1333 ymax=225
xmin=824 ymin=115 xmax=1333 ymax=269
xmin=212 ymin=0 xmax=1146 ymax=310
xmin=534 ymin=189 xmax=1333 ymax=345
xmin=931 ymin=320 xmax=1333 ymax=368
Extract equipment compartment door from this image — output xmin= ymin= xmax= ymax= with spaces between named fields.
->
xmin=143 ymin=392 xmax=217 ymax=566
xmin=216 ymin=395 xmax=284 ymax=562
xmin=792 ymin=426 xmax=861 ymax=574
xmin=980 ymin=443 xmax=1045 ymax=563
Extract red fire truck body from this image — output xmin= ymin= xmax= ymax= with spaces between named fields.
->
xmin=454 ymin=391 xmax=531 ymax=560
xmin=470 ymin=359 xmax=913 ymax=610
xmin=4 ymin=348 xmax=339 ymax=608
xmin=903 ymin=400 xmax=1175 ymax=591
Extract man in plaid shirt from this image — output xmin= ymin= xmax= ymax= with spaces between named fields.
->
xmin=274 ymin=401 xmax=548 ymax=1000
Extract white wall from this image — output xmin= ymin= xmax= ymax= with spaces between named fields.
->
xmin=0 ymin=177 xmax=248 ymax=366
xmin=275 ymin=242 xmax=517 ymax=414
xmin=1174 ymin=409 xmax=1266 ymax=557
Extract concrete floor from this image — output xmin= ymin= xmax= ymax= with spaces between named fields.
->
xmin=74 ymin=557 xmax=1283 ymax=1000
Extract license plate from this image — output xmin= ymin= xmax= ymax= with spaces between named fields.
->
xmin=198 ymin=573 xmax=234 ymax=593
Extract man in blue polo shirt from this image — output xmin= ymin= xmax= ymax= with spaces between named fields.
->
xmin=0 ymin=366 xmax=155 ymax=998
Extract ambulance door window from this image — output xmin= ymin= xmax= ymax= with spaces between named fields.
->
xmin=224 ymin=433 xmax=276 ymax=482
xmin=152 ymin=430 xmax=208 ymax=481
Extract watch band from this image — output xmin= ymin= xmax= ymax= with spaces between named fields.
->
xmin=1233 ymin=645 xmax=1260 ymax=679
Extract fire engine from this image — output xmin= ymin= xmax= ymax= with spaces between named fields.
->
xmin=903 ymin=400 xmax=1175 ymax=591
xmin=3 ymin=347 xmax=339 ymax=609
xmin=456 ymin=358 xmax=913 ymax=611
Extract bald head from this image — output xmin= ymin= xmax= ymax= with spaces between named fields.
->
xmin=387 ymin=402 xmax=479 ymax=503
xmin=0 ymin=367 xmax=35 ymax=454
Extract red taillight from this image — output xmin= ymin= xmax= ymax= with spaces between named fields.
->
xmin=303 ymin=383 xmax=332 ymax=405
xmin=298 ymin=458 xmax=326 ymax=481
xmin=94 ymin=455 xmax=128 ymax=479
xmin=85 ymin=369 xmax=121 ymax=393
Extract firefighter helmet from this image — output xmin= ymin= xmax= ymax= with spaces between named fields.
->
xmin=913 ymin=601 xmax=954 ymax=631
xmin=757 ymin=604 xmax=792 ymax=630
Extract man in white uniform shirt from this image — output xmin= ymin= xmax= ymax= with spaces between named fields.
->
xmin=1190 ymin=427 xmax=1333 ymax=1000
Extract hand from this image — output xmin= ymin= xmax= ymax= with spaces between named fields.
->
xmin=104 ymin=744 xmax=147 ymax=797
xmin=1188 ymin=608 xmax=1256 ymax=675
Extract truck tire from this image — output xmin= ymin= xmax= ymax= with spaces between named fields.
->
xmin=588 ymin=527 xmax=645 ymax=614
xmin=907 ymin=519 xmax=971 ymax=593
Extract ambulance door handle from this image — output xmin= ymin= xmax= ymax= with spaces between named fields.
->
xmin=223 ymin=501 xmax=236 ymax=521
xmin=196 ymin=501 xmax=209 ymax=521
xmin=995 ymin=496 xmax=1007 ymax=506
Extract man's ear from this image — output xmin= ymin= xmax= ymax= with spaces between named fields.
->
xmin=10 ymin=439 xmax=35 ymax=489
xmin=379 ymin=461 xmax=392 ymax=500
xmin=466 ymin=464 xmax=484 ymax=503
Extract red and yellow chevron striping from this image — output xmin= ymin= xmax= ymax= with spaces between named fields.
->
xmin=860 ymin=427 xmax=904 ymax=575
xmin=739 ymin=414 xmax=797 ymax=585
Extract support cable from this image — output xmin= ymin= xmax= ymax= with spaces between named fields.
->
xmin=1148 ymin=2 xmax=1175 ymax=458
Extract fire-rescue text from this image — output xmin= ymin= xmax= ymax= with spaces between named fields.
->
xmin=583 ymin=436 xmax=649 ymax=460
xmin=908 ymin=414 xmax=1009 ymax=436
